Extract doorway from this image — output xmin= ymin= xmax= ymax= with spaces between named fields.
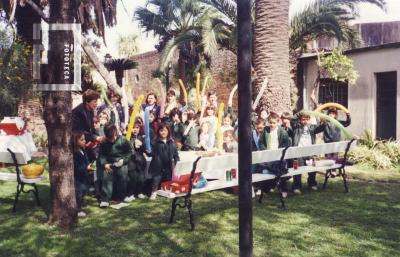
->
xmin=376 ymin=71 xmax=397 ymax=140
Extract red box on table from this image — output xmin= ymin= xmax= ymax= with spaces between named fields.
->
xmin=161 ymin=172 xmax=202 ymax=193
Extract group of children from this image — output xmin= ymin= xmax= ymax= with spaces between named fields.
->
xmin=72 ymin=88 xmax=351 ymax=217
xmin=253 ymin=109 xmax=351 ymax=197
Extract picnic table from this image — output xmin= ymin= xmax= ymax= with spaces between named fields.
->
xmin=157 ymin=140 xmax=356 ymax=230
xmin=0 ymin=132 xmax=46 ymax=212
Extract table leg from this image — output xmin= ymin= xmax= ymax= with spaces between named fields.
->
xmin=187 ymin=198 xmax=195 ymax=231
xmin=13 ymin=183 xmax=23 ymax=213
xmin=169 ymin=198 xmax=178 ymax=224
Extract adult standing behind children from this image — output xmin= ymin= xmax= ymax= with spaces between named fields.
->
xmin=72 ymin=89 xmax=104 ymax=162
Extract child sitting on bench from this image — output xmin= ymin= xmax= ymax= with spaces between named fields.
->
xmin=98 ymin=123 xmax=133 ymax=207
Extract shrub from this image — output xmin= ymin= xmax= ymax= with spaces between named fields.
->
xmin=349 ymin=145 xmax=393 ymax=169
xmin=377 ymin=141 xmax=400 ymax=166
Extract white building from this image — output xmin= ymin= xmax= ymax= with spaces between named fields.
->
xmin=298 ymin=22 xmax=400 ymax=140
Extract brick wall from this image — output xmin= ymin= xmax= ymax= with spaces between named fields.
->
xmin=127 ymin=49 xmax=238 ymax=108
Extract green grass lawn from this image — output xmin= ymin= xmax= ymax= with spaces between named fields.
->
xmin=0 ymin=165 xmax=399 ymax=257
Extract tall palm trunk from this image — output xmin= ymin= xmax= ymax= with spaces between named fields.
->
xmin=43 ymin=0 xmax=77 ymax=230
xmin=254 ymin=0 xmax=291 ymax=114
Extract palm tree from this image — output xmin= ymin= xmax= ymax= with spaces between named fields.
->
xmin=289 ymin=0 xmax=387 ymax=51
xmin=200 ymin=0 xmax=386 ymax=112
xmin=253 ymin=0 xmax=291 ymax=114
xmin=135 ymin=0 xmax=231 ymax=100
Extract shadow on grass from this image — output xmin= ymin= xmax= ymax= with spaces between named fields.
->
xmin=0 ymin=176 xmax=399 ymax=257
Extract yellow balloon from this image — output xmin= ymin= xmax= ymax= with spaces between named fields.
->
xmin=314 ymin=102 xmax=349 ymax=114
xmin=196 ymin=73 xmax=202 ymax=112
xmin=217 ymin=103 xmax=225 ymax=150
xmin=126 ymin=94 xmax=144 ymax=141
xmin=178 ymin=79 xmax=188 ymax=105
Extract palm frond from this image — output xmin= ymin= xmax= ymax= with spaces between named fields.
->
xmin=159 ymin=29 xmax=200 ymax=71
xmin=289 ymin=0 xmax=386 ymax=51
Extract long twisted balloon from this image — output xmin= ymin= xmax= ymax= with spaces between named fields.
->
xmin=144 ymin=107 xmax=151 ymax=153
xmin=300 ymin=110 xmax=353 ymax=139
xmin=126 ymin=94 xmax=144 ymax=141
xmin=315 ymin=102 xmax=349 ymax=114
xmin=178 ymin=79 xmax=188 ymax=105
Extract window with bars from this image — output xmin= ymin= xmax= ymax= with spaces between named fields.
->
xmin=318 ymin=78 xmax=348 ymax=107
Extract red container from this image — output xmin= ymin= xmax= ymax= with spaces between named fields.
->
xmin=293 ymin=159 xmax=299 ymax=170
xmin=161 ymin=172 xmax=202 ymax=193
xmin=0 ymin=123 xmax=24 ymax=135
xmin=231 ymin=169 xmax=237 ymax=179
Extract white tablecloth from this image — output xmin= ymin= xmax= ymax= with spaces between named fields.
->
xmin=0 ymin=133 xmax=37 ymax=164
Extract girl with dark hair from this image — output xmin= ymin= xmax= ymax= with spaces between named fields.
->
xmin=141 ymin=92 xmax=161 ymax=118
xmin=72 ymin=131 xmax=94 ymax=217
xmin=148 ymin=123 xmax=180 ymax=200
xmin=168 ymin=107 xmax=185 ymax=149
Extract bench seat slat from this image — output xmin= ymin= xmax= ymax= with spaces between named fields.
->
xmin=157 ymin=164 xmax=343 ymax=199
xmin=0 ymin=172 xmax=47 ymax=183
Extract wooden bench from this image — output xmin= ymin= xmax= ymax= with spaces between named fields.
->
xmin=0 ymin=149 xmax=46 ymax=212
xmin=158 ymin=139 xmax=356 ymax=230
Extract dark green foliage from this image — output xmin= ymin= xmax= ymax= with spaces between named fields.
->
xmin=0 ymin=38 xmax=32 ymax=118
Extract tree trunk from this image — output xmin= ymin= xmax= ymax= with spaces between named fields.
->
xmin=43 ymin=0 xmax=77 ymax=230
xmin=254 ymin=0 xmax=291 ymax=114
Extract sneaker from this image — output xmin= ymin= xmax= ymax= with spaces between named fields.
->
xmin=77 ymin=211 xmax=87 ymax=217
xmin=137 ymin=194 xmax=146 ymax=199
xmin=293 ymin=189 xmax=302 ymax=195
xmin=269 ymin=188 xmax=275 ymax=193
xmin=311 ymin=186 xmax=318 ymax=191
xmin=99 ymin=201 xmax=110 ymax=208
xmin=281 ymin=192 xmax=288 ymax=198
xmin=149 ymin=192 xmax=157 ymax=200
xmin=124 ymin=195 xmax=135 ymax=203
